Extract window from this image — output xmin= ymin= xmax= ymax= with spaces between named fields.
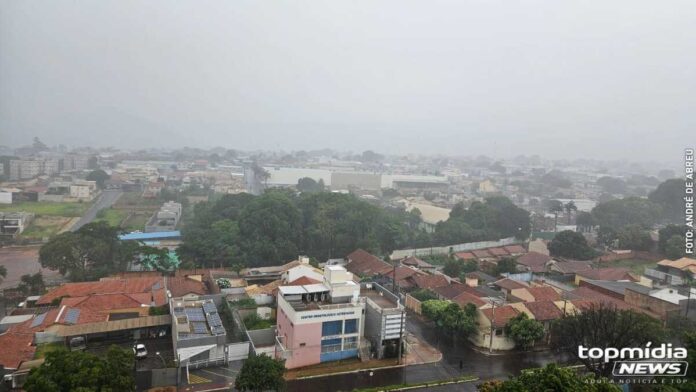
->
xmin=321 ymin=338 xmax=342 ymax=353
xmin=299 ymin=343 xmax=306 ymax=347
xmin=343 ymin=336 xmax=358 ymax=350
xmin=495 ymin=328 xmax=503 ymax=336
xmin=344 ymin=318 xmax=358 ymax=334
xmin=322 ymin=320 xmax=342 ymax=336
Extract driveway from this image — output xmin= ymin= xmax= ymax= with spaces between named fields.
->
xmin=70 ymin=190 xmax=123 ymax=231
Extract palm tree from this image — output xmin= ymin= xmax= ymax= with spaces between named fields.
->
xmin=548 ymin=200 xmax=563 ymax=231
xmin=564 ymin=201 xmax=577 ymax=224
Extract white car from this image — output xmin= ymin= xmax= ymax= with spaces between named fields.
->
xmin=133 ymin=344 xmax=147 ymax=359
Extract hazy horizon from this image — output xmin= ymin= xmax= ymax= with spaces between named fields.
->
xmin=2 ymin=1 xmax=695 ymax=162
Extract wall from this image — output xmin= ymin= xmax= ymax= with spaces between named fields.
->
xmin=276 ymin=304 xmax=322 ymax=369
xmin=624 ymin=289 xmax=680 ymax=320
xmin=0 ymin=192 xmax=11 ymax=204
xmin=390 ymin=237 xmax=518 ymax=259
xmin=471 ymin=312 xmax=515 ymax=351
xmin=404 ymin=294 xmax=422 ymax=315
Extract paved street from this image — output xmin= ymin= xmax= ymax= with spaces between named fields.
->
xmin=70 ymin=190 xmax=123 ymax=231
xmin=286 ymin=311 xmax=568 ymax=392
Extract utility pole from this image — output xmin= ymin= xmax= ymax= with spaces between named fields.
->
xmin=397 ymin=308 xmax=404 ymax=365
xmin=488 ymin=299 xmax=497 ymax=354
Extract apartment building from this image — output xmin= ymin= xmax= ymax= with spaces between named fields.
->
xmin=145 ymin=201 xmax=183 ymax=233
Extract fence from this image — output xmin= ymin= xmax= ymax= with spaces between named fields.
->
xmin=404 ymin=294 xmax=422 ymax=315
xmin=596 ymin=250 xmax=661 ymax=263
xmin=389 ymin=237 xmax=519 ymax=259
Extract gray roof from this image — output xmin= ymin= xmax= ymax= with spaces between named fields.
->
xmin=582 ymin=279 xmax=652 ymax=296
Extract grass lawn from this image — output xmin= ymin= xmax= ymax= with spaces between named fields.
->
xmin=95 ymin=208 xmax=127 ymax=227
xmin=34 ymin=342 xmax=65 ymax=359
xmin=599 ymin=258 xmax=658 ymax=275
xmin=20 ymin=216 xmax=73 ymax=239
xmin=0 ymin=201 xmax=91 ymax=217
xmin=121 ymin=212 xmax=150 ymax=231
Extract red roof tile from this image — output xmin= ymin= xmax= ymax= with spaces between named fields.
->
xmin=411 ymin=274 xmax=449 ymax=290
xmin=472 ymin=249 xmax=492 ymax=258
xmin=38 ymin=277 xmax=164 ymax=305
xmin=576 ymin=268 xmax=636 ymax=281
xmin=167 ymin=276 xmax=209 ymax=298
xmin=0 ymin=324 xmax=35 ymax=369
xmin=431 ymin=284 xmax=474 ymax=299
xmin=454 ymin=252 xmax=476 ymax=261
xmin=345 ymin=249 xmax=392 ymax=276
xmin=481 ymin=305 xmax=520 ymax=327
xmin=571 ymin=287 xmax=633 ymax=310
xmin=287 ymin=276 xmax=321 ymax=286
xmin=525 ymin=301 xmax=563 ymax=321
xmin=452 ymin=292 xmax=486 ymax=308
xmin=401 ymin=257 xmax=434 ymax=269
xmin=494 ymin=278 xmax=528 ymax=290
xmin=552 ymin=261 xmax=593 ymax=274
xmin=488 ymin=247 xmax=509 ymax=256
xmin=503 ymin=245 xmax=527 ymax=255
xmin=527 ymin=287 xmax=561 ymax=302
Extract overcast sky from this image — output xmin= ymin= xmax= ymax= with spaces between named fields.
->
xmin=1 ymin=1 xmax=694 ymax=161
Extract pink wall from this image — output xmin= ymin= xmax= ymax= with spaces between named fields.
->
xmin=276 ymin=308 xmax=322 ymax=369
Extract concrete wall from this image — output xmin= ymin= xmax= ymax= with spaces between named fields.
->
xmin=404 ymin=294 xmax=422 ymax=315
xmin=624 ymin=288 xmax=680 ymax=320
xmin=390 ymin=237 xmax=518 ymax=259
xmin=276 ymin=305 xmax=322 ymax=369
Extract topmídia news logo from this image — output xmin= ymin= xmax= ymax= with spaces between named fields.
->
xmin=578 ymin=342 xmax=689 ymax=377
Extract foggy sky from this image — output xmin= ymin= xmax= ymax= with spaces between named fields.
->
xmin=1 ymin=1 xmax=695 ymax=161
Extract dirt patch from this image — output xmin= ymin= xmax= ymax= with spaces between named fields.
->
xmin=0 ymin=246 xmax=64 ymax=290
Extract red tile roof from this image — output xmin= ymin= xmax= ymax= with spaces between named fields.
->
xmin=472 ymin=249 xmax=493 ymax=258
xmin=431 ymin=283 xmax=474 ymax=299
xmin=552 ymin=261 xmax=593 ymax=274
xmin=411 ymin=274 xmax=450 ymax=290
xmin=576 ymin=268 xmax=636 ymax=281
xmin=393 ymin=266 xmax=424 ymax=281
xmin=0 ymin=324 xmax=35 ymax=369
xmin=167 ymin=277 xmax=209 ymax=298
xmin=504 ymin=245 xmax=527 ymax=255
xmin=452 ymin=292 xmax=487 ymax=308
xmin=454 ymin=252 xmax=476 ymax=261
xmin=345 ymin=249 xmax=392 ymax=276
xmin=516 ymin=252 xmax=551 ymax=272
xmin=401 ymin=257 xmax=434 ymax=269
xmin=525 ymin=301 xmax=563 ymax=321
xmin=494 ymin=278 xmax=528 ymax=290
xmin=60 ymin=293 xmax=152 ymax=312
xmin=38 ymin=277 xmax=165 ymax=305
xmin=527 ymin=287 xmax=561 ymax=302
xmin=481 ymin=305 xmax=520 ymax=327
xmin=571 ymin=287 xmax=633 ymax=310
xmin=488 ymin=247 xmax=509 ymax=256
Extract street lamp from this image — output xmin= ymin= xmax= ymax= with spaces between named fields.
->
xmin=155 ymin=351 xmax=167 ymax=367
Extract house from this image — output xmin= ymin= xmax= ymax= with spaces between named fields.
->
xmin=473 ymin=305 xmax=520 ymax=351
xmin=454 ymin=252 xmax=476 ymax=262
xmin=510 ymin=286 xmax=561 ymax=303
xmin=655 ymin=258 xmax=696 ymax=281
xmin=345 ymin=249 xmax=392 ymax=278
xmin=524 ymin=301 xmax=563 ymax=339
xmin=493 ymin=278 xmax=529 ymax=296
xmin=549 ymin=260 xmax=593 ymax=276
xmin=411 ymin=274 xmax=450 ymax=290
xmin=515 ymin=252 xmax=552 ymax=273
xmin=171 ymin=297 xmax=230 ymax=369
xmin=575 ymin=268 xmax=638 ymax=285
xmin=400 ymin=256 xmax=435 ymax=272
xmin=0 ymin=212 xmax=34 ymax=237
xmin=36 ymin=277 xmax=167 ymax=307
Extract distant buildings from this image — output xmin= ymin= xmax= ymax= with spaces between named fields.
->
xmin=0 ymin=212 xmax=34 ymax=237
xmin=145 ymin=201 xmax=182 ymax=233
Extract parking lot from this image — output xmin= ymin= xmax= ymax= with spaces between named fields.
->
xmin=84 ymin=336 xmax=175 ymax=370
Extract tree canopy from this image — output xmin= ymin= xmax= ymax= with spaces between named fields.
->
xmin=234 ymin=354 xmax=285 ymax=392
xmin=39 ymin=222 xmax=141 ymax=281
xmin=649 ymin=178 xmax=687 ymax=223
xmin=551 ymin=304 xmax=665 ymax=377
xmin=505 ymin=313 xmax=545 ymax=349
xmin=548 ymin=230 xmax=595 ymax=260
xmin=422 ymin=300 xmax=478 ymax=342
xmin=24 ymin=346 xmax=135 ymax=392
xmin=591 ymin=197 xmax=662 ymax=229
xmin=86 ymin=169 xmax=110 ymax=189
xmin=477 ymin=364 xmax=620 ymax=392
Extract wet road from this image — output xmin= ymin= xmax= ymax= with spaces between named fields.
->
xmin=70 ymin=190 xmax=123 ymax=231
xmin=287 ymin=312 xmax=568 ymax=392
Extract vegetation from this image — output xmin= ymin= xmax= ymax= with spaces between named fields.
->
xmin=409 ymin=288 xmax=438 ymax=302
xmin=244 ymin=313 xmax=274 ymax=330
xmin=477 ymin=364 xmax=620 ymax=392
xmin=421 ymin=300 xmax=477 ymax=342
xmin=354 ymin=375 xmax=477 ymax=392
xmin=39 ymin=222 xmax=142 ymax=281
xmin=494 ymin=257 xmax=517 ymax=276
xmin=504 ymin=313 xmax=545 ymax=349
xmin=0 ymin=201 xmax=91 ymax=217
xmin=442 ymin=258 xmax=477 ymax=279
xmin=296 ymin=177 xmax=325 ymax=193
xmin=17 ymin=272 xmax=46 ymax=296
xmin=24 ymin=346 xmax=135 ymax=392
xmin=616 ymin=224 xmax=652 ymax=250
xmin=591 ymin=197 xmax=662 ymax=229
xmin=234 ymin=354 xmax=285 ymax=392
xmin=551 ymin=303 xmax=664 ymax=377
xmin=548 ymin=230 xmax=596 ymax=260
xmin=95 ymin=208 xmax=127 ymax=227
xmin=86 ymin=169 xmax=110 ymax=188
xmin=649 ymin=178 xmax=687 ymax=223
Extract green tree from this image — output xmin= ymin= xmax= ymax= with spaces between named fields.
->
xmin=551 ymin=303 xmax=665 ymax=377
xmin=494 ymin=257 xmax=518 ymax=276
xmin=547 ymin=200 xmax=563 ymax=231
xmin=659 ymin=225 xmax=688 ymax=253
xmin=596 ymin=226 xmax=618 ymax=248
xmin=649 ymin=178 xmax=687 ymax=222
xmin=86 ymin=169 xmax=110 ymax=189
xmin=234 ymin=354 xmax=285 ymax=392
xmin=24 ymin=346 xmax=135 ymax=392
xmin=665 ymin=235 xmax=686 ymax=260
xmin=296 ymin=177 xmax=325 ymax=193
xmin=442 ymin=259 xmax=462 ymax=278
xmin=548 ymin=231 xmax=595 ymax=260
xmin=505 ymin=313 xmax=545 ymax=349
xmin=18 ymin=273 xmax=45 ymax=296
xmin=575 ymin=211 xmax=595 ymax=230
xmin=410 ymin=289 xmax=437 ymax=302
xmin=616 ymin=224 xmax=653 ymax=250
xmin=597 ymin=176 xmax=627 ymax=194
xmin=591 ymin=197 xmax=662 ymax=229
xmin=39 ymin=222 xmax=140 ymax=281
xmin=477 ymin=363 xmax=620 ymax=392
xmin=564 ymin=201 xmax=577 ymax=224
xmin=422 ymin=300 xmax=477 ymax=342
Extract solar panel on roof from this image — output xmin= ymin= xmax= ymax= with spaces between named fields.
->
xmin=64 ymin=308 xmax=80 ymax=325
xmin=185 ymin=308 xmax=206 ymax=321
xmin=191 ymin=322 xmax=208 ymax=334
xmin=30 ymin=313 xmax=47 ymax=328
xmin=203 ymin=302 xmax=217 ymax=313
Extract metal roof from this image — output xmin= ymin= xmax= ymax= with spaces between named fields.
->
xmin=56 ymin=315 xmax=171 ymax=337
xmin=119 ymin=231 xmax=181 ymax=241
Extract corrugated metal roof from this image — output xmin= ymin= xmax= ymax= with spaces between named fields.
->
xmin=119 ymin=231 xmax=181 ymax=241
xmin=55 ymin=315 xmax=171 ymax=337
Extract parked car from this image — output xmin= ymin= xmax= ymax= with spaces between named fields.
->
xmin=133 ymin=343 xmax=147 ymax=359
